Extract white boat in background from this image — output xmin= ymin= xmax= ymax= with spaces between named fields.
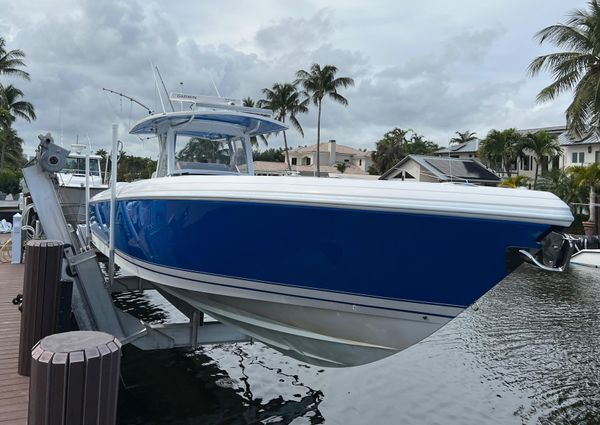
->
xmin=570 ymin=250 xmax=600 ymax=268
xmin=57 ymin=144 xmax=107 ymax=226
xmin=568 ymin=235 xmax=600 ymax=268
xmin=89 ymin=94 xmax=574 ymax=367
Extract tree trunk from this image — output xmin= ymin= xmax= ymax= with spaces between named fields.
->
xmin=283 ymin=130 xmax=291 ymax=171
xmin=504 ymin=158 xmax=511 ymax=178
xmin=0 ymin=143 xmax=5 ymax=169
xmin=534 ymin=161 xmax=539 ymax=189
xmin=590 ymin=186 xmax=596 ymax=223
xmin=316 ymin=100 xmax=322 ymax=177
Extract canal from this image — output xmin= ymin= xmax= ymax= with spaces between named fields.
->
xmin=115 ymin=264 xmax=600 ymax=424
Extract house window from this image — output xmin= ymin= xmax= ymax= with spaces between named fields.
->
xmin=359 ymin=159 xmax=362 ymax=166
xmin=572 ymin=152 xmax=585 ymax=163
xmin=305 ymin=157 xmax=311 ymax=166
xmin=521 ymin=156 xmax=534 ymax=171
xmin=291 ymin=157 xmax=297 ymax=165
xmin=344 ymin=159 xmax=349 ymax=162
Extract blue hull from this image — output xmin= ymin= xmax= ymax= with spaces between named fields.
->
xmin=91 ymin=199 xmax=551 ymax=309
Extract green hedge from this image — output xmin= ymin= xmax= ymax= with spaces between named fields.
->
xmin=0 ymin=168 xmax=21 ymax=195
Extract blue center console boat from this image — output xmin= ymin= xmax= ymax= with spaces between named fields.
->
xmin=90 ymin=97 xmax=573 ymax=367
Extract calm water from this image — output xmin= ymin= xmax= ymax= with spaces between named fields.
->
xmin=114 ymin=264 xmax=600 ymax=424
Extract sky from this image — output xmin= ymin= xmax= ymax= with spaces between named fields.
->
xmin=0 ymin=0 xmax=589 ymax=159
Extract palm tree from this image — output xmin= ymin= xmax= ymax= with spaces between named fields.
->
xmin=0 ymin=85 xmax=34 ymax=170
xmin=538 ymin=168 xmax=586 ymax=215
xmin=0 ymin=126 xmax=24 ymax=169
xmin=0 ymin=37 xmax=30 ymax=80
xmin=568 ymin=163 xmax=600 ymax=224
xmin=242 ymin=97 xmax=268 ymax=148
xmin=258 ymin=83 xmax=308 ymax=170
xmin=478 ymin=129 xmax=523 ymax=177
xmin=296 ymin=64 xmax=354 ymax=176
xmin=449 ymin=130 xmax=477 ymax=146
xmin=528 ymin=1 xmax=600 ymax=136
xmin=0 ymin=84 xmax=36 ymax=124
xmin=523 ymin=131 xmax=562 ymax=189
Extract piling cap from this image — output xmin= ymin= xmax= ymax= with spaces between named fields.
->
xmin=40 ymin=331 xmax=119 ymax=353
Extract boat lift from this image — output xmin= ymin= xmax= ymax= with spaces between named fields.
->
xmin=21 ymin=133 xmax=250 ymax=350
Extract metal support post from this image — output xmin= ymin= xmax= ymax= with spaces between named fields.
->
xmin=109 ymin=124 xmax=118 ymax=287
xmin=11 ymin=212 xmax=22 ymax=264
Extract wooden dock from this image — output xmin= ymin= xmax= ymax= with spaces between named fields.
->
xmin=0 ymin=263 xmax=27 ymax=424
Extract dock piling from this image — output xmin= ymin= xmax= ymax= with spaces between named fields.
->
xmin=28 ymin=331 xmax=121 ymax=425
xmin=18 ymin=240 xmax=64 ymax=376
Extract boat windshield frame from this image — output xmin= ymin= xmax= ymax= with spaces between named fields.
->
xmin=130 ymin=110 xmax=288 ymax=178
xmin=61 ymin=155 xmax=103 ymax=177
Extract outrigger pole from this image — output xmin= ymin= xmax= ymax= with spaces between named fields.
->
xmin=101 ymin=87 xmax=154 ymax=115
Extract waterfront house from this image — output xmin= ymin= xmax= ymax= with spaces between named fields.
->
xmin=254 ymin=140 xmax=372 ymax=177
xmin=380 ymin=155 xmax=501 ymax=186
xmin=436 ymin=125 xmax=600 ymax=180
xmin=286 ymin=140 xmax=372 ymax=173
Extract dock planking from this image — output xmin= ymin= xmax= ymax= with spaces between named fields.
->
xmin=0 ymin=263 xmax=27 ymax=424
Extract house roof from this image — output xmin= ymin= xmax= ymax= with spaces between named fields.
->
xmin=253 ymin=161 xmax=367 ymax=175
xmin=558 ymin=130 xmax=600 ymax=146
xmin=437 ymin=139 xmax=480 ymax=154
xmin=380 ymin=155 xmax=500 ymax=183
xmin=290 ymin=143 xmax=371 ymax=157
xmin=516 ymin=125 xmax=566 ymax=136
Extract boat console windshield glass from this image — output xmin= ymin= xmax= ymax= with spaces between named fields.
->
xmin=63 ymin=157 xmax=102 ymax=176
xmin=172 ymin=135 xmax=250 ymax=175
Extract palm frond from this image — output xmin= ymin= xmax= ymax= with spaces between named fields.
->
xmin=534 ymin=25 xmax=591 ymax=51
xmin=332 ymin=76 xmax=355 ymax=88
xmin=327 ymin=91 xmax=349 ymax=106
xmin=289 ymin=115 xmax=304 ymax=137
xmin=0 ymin=38 xmax=30 ymax=80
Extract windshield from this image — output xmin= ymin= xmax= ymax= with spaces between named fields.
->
xmin=63 ymin=157 xmax=101 ymax=176
xmin=173 ymin=135 xmax=249 ymax=175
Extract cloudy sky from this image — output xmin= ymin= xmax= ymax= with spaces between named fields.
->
xmin=0 ymin=0 xmax=588 ymax=158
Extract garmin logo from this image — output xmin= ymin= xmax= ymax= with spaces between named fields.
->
xmin=170 ymin=93 xmax=198 ymax=100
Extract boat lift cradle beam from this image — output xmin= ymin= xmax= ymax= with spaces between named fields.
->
xmin=22 ymin=133 xmax=250 ymax=350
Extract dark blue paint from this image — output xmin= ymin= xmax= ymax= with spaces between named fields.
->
xmin=91 ymin=199 xmax=551 ymax=307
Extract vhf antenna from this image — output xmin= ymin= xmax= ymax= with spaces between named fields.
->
xmin=155 ymin=66 xmax=175 ymax=112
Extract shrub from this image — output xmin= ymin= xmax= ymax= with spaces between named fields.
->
xmin=0 ymin=168 xmax=21 ymax=195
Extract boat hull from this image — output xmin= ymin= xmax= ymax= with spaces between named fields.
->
xmin=90 ymin=191 xmax=556 ymax=366
xmin=92 ymin=235 xmax=455 ymax=366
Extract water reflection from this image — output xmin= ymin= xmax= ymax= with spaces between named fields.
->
xmin=118 ymin=345 xmax=325 ymax=425
xmin=115 ymin=265 xmax=600 ymax=424
xmin=115 ymin=290 xmax=324 ymax=424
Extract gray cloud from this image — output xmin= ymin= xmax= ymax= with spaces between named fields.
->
xmin=0 ymin=0 xmax=587 ymax=158
xmin=255 ymin=9 xmax=335 ymax=52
